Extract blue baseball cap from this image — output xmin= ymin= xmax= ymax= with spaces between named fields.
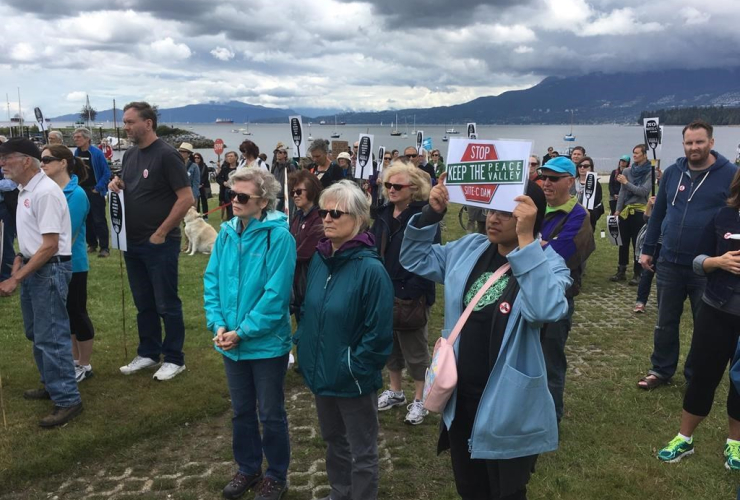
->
xmin=620 ymin=155 xmax=631 ymax=162
xmin=540 ymin=156 xmax=576 ymax=177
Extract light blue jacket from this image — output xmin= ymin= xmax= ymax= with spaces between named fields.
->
xmin=63 ymin=175 xmax=90 ymax=273
xmin=400 ymin=214 xmax=571 ymax=460
xmin=203 ymin=211 xmax=296 ymax=361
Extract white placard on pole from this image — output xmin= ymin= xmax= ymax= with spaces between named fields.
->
xmin=444 ymin=138 xmax=531 ymax=212
xmin=109 ymin=191 xmax=127 ymax=251
xmin=467 ymin=123 xmax=477 ymax=139
xmin=355 ymin=134 xmax=374 ymax=180
xmin=289 ymin=115 xmax=307 ymax=159
xmin=583 ymin=171 xmax=597 ymax=210
xmin=606 ymin=215 xmax=622 ymax=246
xmin=643 ymin=117 xmax=662 ymax=161
xmin=377 ymin=146 xmax=386 ymax=174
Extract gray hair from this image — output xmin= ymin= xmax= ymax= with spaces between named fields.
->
xmin=319 ymin=180 xmax=371 ymax=235
xmin=530 ymin=154 xmax=540 ymax=165
xmin=308 ymin=138 xmax=329 ymax=155
xmin=48 ymin=131 xmax=64 ymax=144
xmin=29 ymin=156 xmax=41 ymax=170
xmin=226 ymin=167 xmax=281 ymax=211
xmin=73 ymin=127 xmax=92 ymax=141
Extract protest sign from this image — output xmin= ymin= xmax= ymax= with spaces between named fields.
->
xmin=467 ymin=123 xmax=477 ymax=139
xmin=289 ymin=116 xmax=307 ymax=158
xmin=377 ymin=146 xmax=386 ymax=173
xmin=606 ymin=215 xmax=622 ymax=246
xmin=643 ymin=117 xmax=662 ymax=160
xmin=354 ymin=134 xmax=374 ymax=180
xmin=583 ymin=171 xmax=597 ymax=210
xmin=444 ymin=138 xmax=531 ymax=211
xmin=109 ymin=191 xmax=127 ymax=251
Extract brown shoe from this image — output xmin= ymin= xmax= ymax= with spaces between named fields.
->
xmin=39 ymin=403 xmax=83 ymax=428
xmin=23 ymin=388 xmax=51 ymax=400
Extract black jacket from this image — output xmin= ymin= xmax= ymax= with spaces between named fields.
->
xmin=695 ymin=206 xmax=740 ymax=307
xmin=369 ymin=200 xmax=440 ymax=305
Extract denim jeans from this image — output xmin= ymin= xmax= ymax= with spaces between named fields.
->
xmin=648 ymin=260 xmax=705 ymax=381
xmin=21 ymin=260 xmax=81 ymax=407
xmin=84 ymin=187 xmax=109 ymax=251
xmin=0 ymin=202 xmax=14 ymax=281
xmin=223 ymin=354 xmax=290 ymax=482
xmin=541 ymin=296 xmax=575 ymax=422
xmin=636 ymin=244 xmax=661 ymax=305
xmin=124 ymin=238 xmax=185 ymax=365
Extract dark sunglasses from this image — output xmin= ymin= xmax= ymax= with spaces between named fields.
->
xmin=384 ymin=182 xmax=412 ymax=191
xmin=529 ymin=162 xmax=540 ymax=167
xmin=578 ymin=164 xmax=592 ymax=168
xmin=484 ymin=209 xmax=513 ymax=221
xmin=405 ymin=154 xmax=418 ymax=159
xmin=318 ymin=209 xmax=348 ymax=219
xmin=383 ymin=156 xmax=392 ymax=161
xmin=290 ymin=189 xmax=305 ymax=197
xmin=227 ymin=190 xmax=260 ymax=204
xmin=432 ymin=153 xmax=440 ymax=157
xmin=538 ymin=174 xmax=569 ymax=183
xmin=41 ymin=156 xmax=61 ymax=164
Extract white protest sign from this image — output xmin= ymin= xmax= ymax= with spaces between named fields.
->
xmin=444 ymin=138 xmax=531 ymax=212
xmin=354 ymin=134 xmax=374 ymax=180
xmin=377 ymin=146 xmax=386 ymax=174
xmin=583 ymin=171 xmax=597 ymax=210
xmin=467 ymin=123 xmax=477 ymax=139
xmin=109 ymin=191 xmax=127 ymax=251
xmin=643 ymin=117 xmax=662 ymax=160
xmin=289 ymin=116 xmax=307 ymax=158
xmin=606 ymin=215 xmax=621 ymax=246
xmin=416 ymin=131 xmax=423 ymax=152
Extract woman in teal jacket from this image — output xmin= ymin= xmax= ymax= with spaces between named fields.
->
xmin=294 ymin=180 xmax=393 ymax=500
xmin=400 ymin=177 xmax=571 ymax=500
xmin=42 ymin=145 xmax=96 ymax=383
xmin=203 ymin=167 xmax=296 ymax=500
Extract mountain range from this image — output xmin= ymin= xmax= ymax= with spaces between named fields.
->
xmin=51 ymin=67 xmax=740 ymax=125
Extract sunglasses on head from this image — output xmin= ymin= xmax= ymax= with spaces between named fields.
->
xmin=41 ymin=156 xmax=61 ymax=164
xmin=227 ymin=190 xmax=260 ymax=204
xmin=290 ymin=188 xmax=305 ymax=197
xmin=538 ymin=174 xmax=569 ymax=183
xmin=318 ymin=209 xmax=347 ymax=219
xmin=384 ymin=182 xmax=412 ymax=191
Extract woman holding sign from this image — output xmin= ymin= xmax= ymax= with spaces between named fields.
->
xmin=400 ymin=175 xmax=571 ymax=500
xmin=41 ymin=145 xmax=96 ymax=383
xmin=574 ymin=157 xmax=604 ymax=231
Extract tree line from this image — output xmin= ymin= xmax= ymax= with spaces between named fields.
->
xmin=639 ymin=106 xmax=740 ymax=126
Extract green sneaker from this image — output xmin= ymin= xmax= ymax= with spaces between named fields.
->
xmin=657 ymin=435 xmax=695 ymax=463
xmin=724 ymin=442 xmax=740 ymax=470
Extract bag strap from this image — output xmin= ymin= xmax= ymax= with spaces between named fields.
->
xmin=447 ymin=262 xmax=511 ymax=346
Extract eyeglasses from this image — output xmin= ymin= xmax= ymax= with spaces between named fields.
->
xmin=318 ymin=209 xmax=348 ymax=219
xmin=290 ymin=189 xmax=305 ymax=197
xmin=384 ymin=182 xmax=412 ymax=191
xmin=484 ymin=209 xmax=513 ymax=221
xmin=432 ymin=153 xmax=440 ymax=157
xmin=538 ymin=174 xmax=569 ymax=183
xmin=529 ymin=162 xmax=540 ymax=167
xmin=41 ymin=156 xmax=61 ymax=164
xmin=405 ymin=153 xmax=418 ymax=159
xmin=578 ymin=164 xmax=592 ymax=169
xmin=383 ymin=157 xmax=391 ymax=161
xmin=227 ymin=190 xmax=260 ymax=204
xmin=0 ymin=153 xmax=25 ymax=163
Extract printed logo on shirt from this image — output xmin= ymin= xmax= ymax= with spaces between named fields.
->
xmin=24 ymin=198 xmax=30 ymax=208
xmin=143 ymin=169 xmax=149 ymax=179
xmin=499 ymin=302 xmax=511 ymax=314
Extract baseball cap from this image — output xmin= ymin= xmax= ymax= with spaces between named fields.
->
xmin=337 ymin=152 xmax=352 ymax=162
xmin=0 ymin=137 xmax=41 ymax=160
xmin=620 ymin=154 xmax=631 ymax=162
xmin=540 ymin=156 xmax=576 ymax=176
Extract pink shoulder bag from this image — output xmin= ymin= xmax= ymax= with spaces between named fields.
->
xmin=422 ymin=263 xmax=511 ymax=413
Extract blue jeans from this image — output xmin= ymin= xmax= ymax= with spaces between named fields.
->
xmin=21 ymin=260 xmax=81 ymax=407
xmin=648 ymin=261 xmax=705 ymax=381
xmin=542 ymin=296 xmax=574 ymax=422
xmin=636 ymin=244 xmax=661 ymax=305
xmin=223 ymin=354 xmax=290 ymax=482
xmin=0 ymin=202 xmax=14 ymax=281
xmin=124 ymin=238 xmax=185 ymax=365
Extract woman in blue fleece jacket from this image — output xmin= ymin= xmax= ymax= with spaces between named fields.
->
xmin=400 ymin=177 xmax=571 ymax=500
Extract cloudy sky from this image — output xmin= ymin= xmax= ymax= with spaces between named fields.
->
xmin=0 ymin=0 xmax=737 ymax=117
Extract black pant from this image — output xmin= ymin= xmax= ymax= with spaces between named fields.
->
xmin=197 ymin=187 xmax=209 ymax=215
xmin=448 ymin=393 xmax=534 ymax=500
xmin=683 ymin=301 xmax=740 ymax=420
xmin=67 ymin=272 xmax=95 ymax=341
xmin=617 ymin=212 xmax=644 ymax=275
xmin=84 ymin=187 xmax=109 ymax=251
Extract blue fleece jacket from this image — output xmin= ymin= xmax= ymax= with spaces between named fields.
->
xmin=642 ymin=151 xmax=737 ymax=266
xmin=63 ymin=175 xmax=90 ymax=273
xmin=75 ymin=145 xmax=110 ymax=196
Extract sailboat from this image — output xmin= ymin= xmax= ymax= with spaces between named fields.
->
xmin=308 ymin=122 xmax=313 ymax=141
xmin=563 ymin=110 xmax=576 ymax=141
xmin=411 ymin=115 xmax=416 ymax=134
xmin=242 ymin=119 xmax=252 ymax=136
xmin=401 ymin=116 xmax=408 ymax=139
xmin=390 ymin=113 xmax=402 ymax=136
xmin=331 ymin=115 xmax=341 ymax=138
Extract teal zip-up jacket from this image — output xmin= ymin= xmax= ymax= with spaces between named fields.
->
xmin=400 ymin=214 xmax=571 ymax=460
xmin=294 ymin=232 xmax=393 ymax=397
xmin=62 ymin=174 xmax=90 ymax=273
xmin=203 ymin=211 xmax=296 ymax=361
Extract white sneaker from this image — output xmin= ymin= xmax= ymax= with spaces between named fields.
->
xmin=378 ymin=389 xmax=406 ymax=411
xmin=404 ymin=400 xmax=429 ymax=425
xmin=75 ymin=364 xmax=94 ymax=383
xmin=288 ymin=352 xmax=295 ymax=369
xmin=119 ymin=356 xmax=159 ymax=375
xmin=153 ymin=362 xmax=186 ymax=381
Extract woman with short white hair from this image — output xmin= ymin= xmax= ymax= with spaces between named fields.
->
xmin=204 ymin=167 xmax=296 ymax=500
xmin=294 ymin=180 xmax=393 ymax=500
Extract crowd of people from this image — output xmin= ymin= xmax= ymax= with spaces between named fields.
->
xmin=1 ymin=105 xmax=739 ymax=500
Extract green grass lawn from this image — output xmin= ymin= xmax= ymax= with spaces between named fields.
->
xmin=1 ymin=195 xmax=738 ymax=499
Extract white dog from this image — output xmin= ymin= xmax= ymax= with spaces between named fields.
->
xmin=183 ymin=207 xmax=218 ymax=255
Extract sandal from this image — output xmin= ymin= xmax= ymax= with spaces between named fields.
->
xmin=637 ymin=374 xmax=668 ymax=390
